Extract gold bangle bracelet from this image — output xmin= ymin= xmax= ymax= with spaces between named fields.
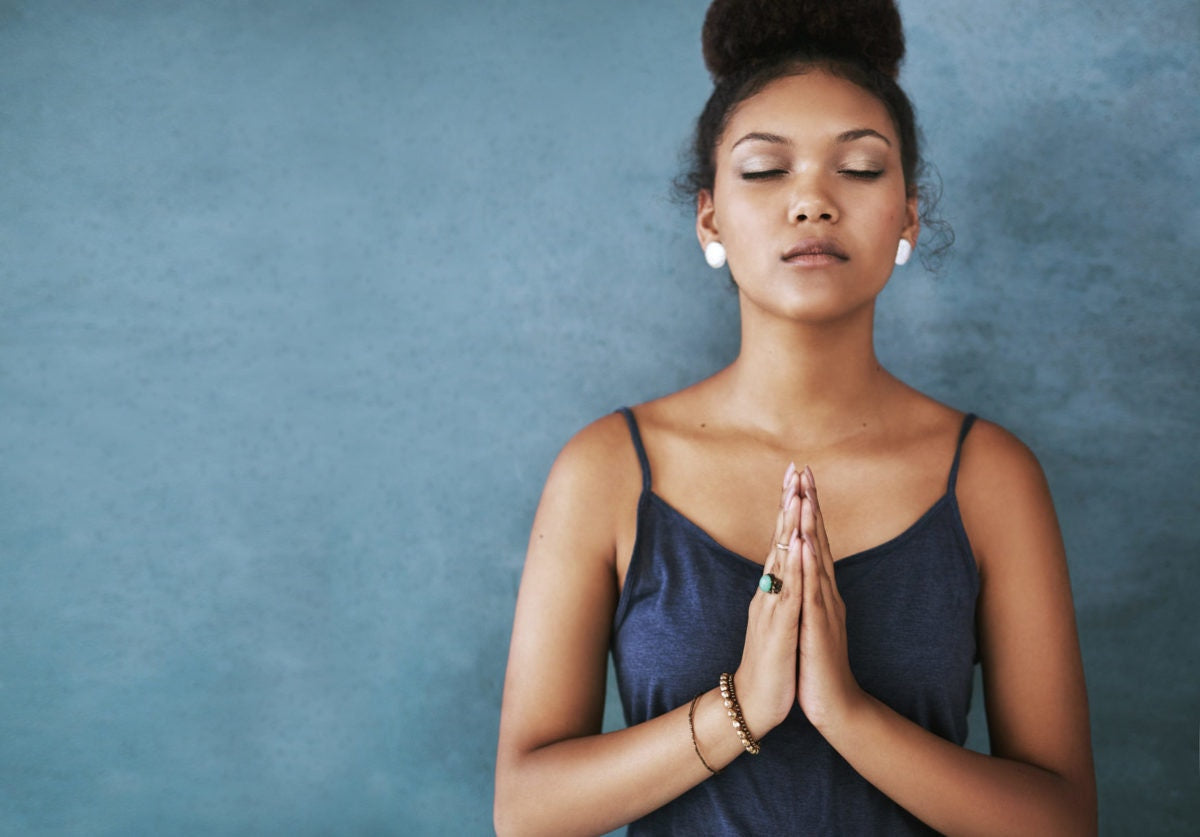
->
xmin=688 ymin=693 xmax=720 ymax=776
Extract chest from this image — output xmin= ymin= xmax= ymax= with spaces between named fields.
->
xmin=639 ymin=445 xmax=950 ymax=568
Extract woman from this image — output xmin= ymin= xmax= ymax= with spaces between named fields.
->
xmin=495 ymin=1 xmax=1096 ymax=833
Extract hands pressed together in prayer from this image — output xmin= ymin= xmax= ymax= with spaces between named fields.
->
xmin=734 ymin=463 xmax=865 ymax=741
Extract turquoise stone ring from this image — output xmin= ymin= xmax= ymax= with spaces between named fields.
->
xmin=759 ymin=573 xmax=782 ymax=594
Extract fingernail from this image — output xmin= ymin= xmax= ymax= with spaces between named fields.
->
xmin=786 ymin=494 xmax=798 ymax=512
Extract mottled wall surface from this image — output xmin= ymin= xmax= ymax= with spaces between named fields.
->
xmin=1 ymin=1 xmax=1195 ymax=834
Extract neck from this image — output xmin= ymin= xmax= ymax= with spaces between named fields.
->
xmin=716 ymin=297 xmax=895 ymax=445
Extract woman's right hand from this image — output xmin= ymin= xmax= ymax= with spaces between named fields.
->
xmin=733 ymin=462 xmax=804 ymax=740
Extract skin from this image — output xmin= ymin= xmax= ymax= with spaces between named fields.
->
xmin=494 ymin=69 xmax=1097 ymax=836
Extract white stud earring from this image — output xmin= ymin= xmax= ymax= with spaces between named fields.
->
xmin=894 ymin=239 xmax=912 ymax=266
xmin=704 ymin=241 xmax=727 ymax=269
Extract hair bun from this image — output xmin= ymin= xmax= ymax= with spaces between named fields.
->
xmin=701 ymin=0 xmax=906 ymax=81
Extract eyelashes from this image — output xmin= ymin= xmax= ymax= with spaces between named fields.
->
xmin=741 ymin=169 xmax=787 ymax=180
xmin=840 ymin=169 xmax=884 ymax=180
xmin=740 ymin=169 xmax=885 ymax=181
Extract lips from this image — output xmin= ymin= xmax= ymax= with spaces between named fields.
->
xmin=782 ymin=238 xmax=849 ymax=262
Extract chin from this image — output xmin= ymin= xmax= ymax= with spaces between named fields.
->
xmin=740 ymin=283 xmax=880 ymax=325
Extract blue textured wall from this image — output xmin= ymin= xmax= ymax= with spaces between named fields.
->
xmin=2 ymin=1 xmax=1196 ymax=834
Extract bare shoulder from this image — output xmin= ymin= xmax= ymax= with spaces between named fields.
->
xmin=532 ymin=410 xmax=643 ymax=567
xmin=955 ymin=417 xmax=1063 ymax=575
xmin=552 ymin=410 xmax=636 ymax=473
xmin=957 ymin=418 xmax=1052 ymax=511
xmin=960 ymin=416 xmax=1044 ymax=475
xmin=547 ymin=410 xmax=641 ymax=507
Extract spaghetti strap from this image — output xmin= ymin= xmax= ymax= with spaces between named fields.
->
xmin=947 ymin=413 xmax=978 ymax=492
xmin=616 ymin=407 xmax=652 ymax=493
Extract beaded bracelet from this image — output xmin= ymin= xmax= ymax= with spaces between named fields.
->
xmin=688 ymin=694 xmax=720 ymax=776
xmin=719 ymin=672 xmax=761 ymax=755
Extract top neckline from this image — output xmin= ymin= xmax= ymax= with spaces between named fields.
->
xmin=616 ymin=406 xmax=978 ymax=575
xmin=645 ymin=487 xmax=956 ymax=573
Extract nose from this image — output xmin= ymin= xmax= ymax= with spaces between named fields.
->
xmin=788 ymin=175 xmax=838 ymax=224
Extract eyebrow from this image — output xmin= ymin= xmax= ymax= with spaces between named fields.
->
xmin=731 ymin=128 xmax=892 ymax=150
xmin=837 ymin=128 xmax=891 ymax=146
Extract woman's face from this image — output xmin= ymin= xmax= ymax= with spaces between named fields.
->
xmin=697 ymin=68 xmax=919 ymax=324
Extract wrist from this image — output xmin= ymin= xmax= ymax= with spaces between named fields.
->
xmin=731 ymin=668 xmax=789 ymax=738
xmin=810 ymin=683 xmax=870 ymax=740
xmin=720 ymin=672 xmax=763 ymax=754
xmin=690 ymin=687 xmax=752 ymax=773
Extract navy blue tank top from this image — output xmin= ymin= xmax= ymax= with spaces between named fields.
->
xmin=611 ymin=408 xmax=980 ymax=835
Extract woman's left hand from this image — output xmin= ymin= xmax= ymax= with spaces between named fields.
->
xmin=796 ymin=465 xmax=865 ymax=731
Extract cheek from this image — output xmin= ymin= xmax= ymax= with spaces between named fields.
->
xmin=716 ymin=193 xmax=769 ymax=253
xmin=861 ymin=199 xmax=908 ymax=252
xmin=872 ymin=194 xmax=907 ymax=229
xmin=854 ymin=201 xmax=908 ymax=271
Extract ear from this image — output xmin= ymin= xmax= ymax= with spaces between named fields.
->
xmin=902 ymin=193 xmax=920 ymax=246
xmin=695 ymin=189 xmax=718 ymax=248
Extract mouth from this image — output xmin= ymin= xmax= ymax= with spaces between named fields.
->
xmin=781 ymin=239 xmax=849 ymax=264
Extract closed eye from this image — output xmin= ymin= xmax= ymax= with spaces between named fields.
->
xmin=741 ymin=169 xmax=787 ymax=180
xmin=840 ymin=169 xmax=884 ymax=180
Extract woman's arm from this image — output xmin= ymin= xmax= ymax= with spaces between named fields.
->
xmin=795 ymin=422 xmax=1097 ymax=836
xmin=494 ymin=414 xmax=805 ymax=836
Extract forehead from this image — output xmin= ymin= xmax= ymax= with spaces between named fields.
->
xmin=722 ymin=69 xmax=897 ymax=150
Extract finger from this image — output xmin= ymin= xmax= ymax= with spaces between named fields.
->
xmin=764 ymin=498 xmax=786 ymax=575
xmin=803 ymin=467 xmax=842 ymax=607
xmin=802 ymin=496 xmax=840 ymax=616
xmin=781 ymin=527 xmax=802 ymax=605
xmin=779 ymin=473 xmax=802 ymax=569
xmin=765 ymin=466 xmax=799 ymax=573
xmin=772 ymin=464 xmax=795 ymax=543
xmin=801 ymin=516 xmax=822 ymax=617
xmin=799 ymin=495 xmax=821 ymax=599
xmin=802 ymin=465 xmax=832 ymax=560
xmin=764 ymin=493 xmax=797 ymax=582
xmin=764 ymin=494 xmax=787 ymax=574
xmin=784 ymin=472 xmax=800 ymax=534
xmin=800 ymin=471 xmax=836 ymax=607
